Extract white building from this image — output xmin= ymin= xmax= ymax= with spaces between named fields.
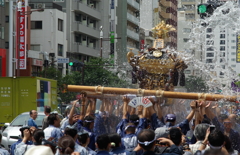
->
xmin=204 ymin=27 xmax=240 ymax=81
xmin=30 ymin=8 xmax=67 ymax=75
xmin=66 ymin=0 xmax=110 ymax=62
xmin=140 ymin=0 xmax=159 ymax=48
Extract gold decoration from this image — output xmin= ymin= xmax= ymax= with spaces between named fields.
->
xmin=127 ymin=51 xmax=134 ymax=63
xmin=153 ymin=50 xmax=162 ymax=57
xmin=152 ymin=21 xmax=176 ymax=39
xmin=138 ymin=56 xmax=176 ymax=74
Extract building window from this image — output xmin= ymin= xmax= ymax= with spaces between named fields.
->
xmin=231 ymin=58 xmax=236 ymax=61
xmin=75 ymin=34 xmax=81 ymax=43
xmin=206 ymin=40 xmax=214 ymax=45
xmin=5 ymin=42 xmax=9 ymax=49
xmin=220 ymin=34 xmax=225 ymax=38
xmin=31 ymin=21 xmax=42 ymax=29
xmin=30 ymin=44 xmax=40 ymax=51
xmin=5 ymin=16 xmax=9 ymax=23
xmin=220 ymin=72 xmax=224 ymax=75
xmin=231 ymin=40 xmax=236 ymax=43
xmin=231 ymin=52 xmax=236 ymax=55
xmin=58 ymin=44 xmax=63 ymax=56
xmin=206 ymin=53 xmax=214 ymax=57
xmin=231 ymin=65 xmax=236 ymax=67
xmin=207 ymin=47 xmax=214 ymax=51
xmin=206 ymin=59 xmax=213 ymax=63
xmin=220 ymin=58 xmax=224 ymax=63
xmin=206 ymin=34 xmax=213 ymax=38
xmin=183 ymin=38 xmax=189 ymax=42
xmin=58 ymin=19 xmax=63 ymax=31
xmin=0 ymin=27 xmax=4 ymax=39
xmin=232 ymin=34 xmax=236 ymax=37
xmin=220 ymin=52 xmax=225 ymax=57
xmin=206 ymin=28 xmax=212 ymax=33
xmin=220 ymin=46 xmax=225 ymax=51
xmin=183 ymin=28 xmax=191 ymax=33
xmin=209 ymin=65 xmax=214 ymax=69
xmin=75 ymin=13 xmax=81 ymax=22
xmin=220 ymin=40 xmax=225 ymax=44
xmin=231 ymin=46 xmax=236 ymax=49
xmin=185 ymin=70 xmax=191 ymax=74
xmin=220 ymin=29 xmax=225 ymax=33
xmin=222 ymin=65 xmax=225 ymax=69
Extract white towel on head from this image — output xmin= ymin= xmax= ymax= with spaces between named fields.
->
xmin=25 ymin=146 xmax=54 ymax=155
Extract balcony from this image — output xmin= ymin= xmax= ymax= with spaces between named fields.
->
xmin=160 ymin=0 xmax=172 ymax=7
xmin=127 ymin=0 xmax=140 ymax=10
xmin=127 ymin=13 xmax=139 ymax=25
xmin=127 ymin=29 xmax=139 ymax=41
xmin=72 ymin=1 xmax=101 ymax=20
xmin=72 ymin=22 xmax=99 ymax=38
xmin=72 ymin=43 xmax=99 ymax=57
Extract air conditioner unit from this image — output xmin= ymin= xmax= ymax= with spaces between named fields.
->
xmin=36 ymin=3 xmax=45 ymax=9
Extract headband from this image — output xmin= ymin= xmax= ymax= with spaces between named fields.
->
xmin=66 ymin=123 xmax=78 ymax=130
xmin=73 ymin=113 xmax=80 ymax=117
xmin=124 ymin=125 xmax=136 ymax=131
xmin=84 ymin=120 xmax=94 ymax=123
xmin=209 ymin=143 xmax=223 ymax=150
xmin=138 ymin=138 xmax=155 ymax=146
xmin=130 ymin=120 xmax=139 ymax=123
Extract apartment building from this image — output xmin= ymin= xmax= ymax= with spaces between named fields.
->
xmin=204 ymin=27 xmax=240 ymax=80
xmin=115 ymin=0 xmax=140 ymax=66
xmin=66 ymin=0 xmax=110 ymax=63
xmin=159 ymin=0 xmax=177 ymax=48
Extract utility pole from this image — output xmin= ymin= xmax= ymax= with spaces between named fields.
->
xmin=8 ymin=0 xmax=14 ymax=77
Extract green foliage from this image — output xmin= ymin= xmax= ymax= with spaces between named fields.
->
xmin=83 ymin=58 xmax=128 ymax=88
xmin=39 ymin=58 xmax=129 ymax=103
xmin=185 ymin=75 xmax=208 ymax=92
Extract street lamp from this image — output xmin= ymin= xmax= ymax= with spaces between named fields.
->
xmin=99 ymin=26 xmax=121 ymax=59
xmin=100 ymin=26 xmax=103 ymax=58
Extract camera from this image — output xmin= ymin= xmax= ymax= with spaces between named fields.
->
xmin=19 ymin=126 xmax=30 ymax=132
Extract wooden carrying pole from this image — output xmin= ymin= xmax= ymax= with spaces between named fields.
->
xmin=67 ymin=85 xmax=239 ymax=102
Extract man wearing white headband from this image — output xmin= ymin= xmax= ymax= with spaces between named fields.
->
xmin=195 ymin=129 xmax=227 ymax=155
xmin=131 ymin=129 xmax=182 ymax=155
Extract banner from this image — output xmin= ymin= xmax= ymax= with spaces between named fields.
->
xmin=16 ymin=6 xmax=26 ymax=69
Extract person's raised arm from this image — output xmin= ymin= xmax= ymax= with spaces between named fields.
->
xmin=186 ymin=100 xmax=198 ymax=122
xmin=122 ymin=96 xmax=129 ymax=119
xmin=198 ymin=128 xmax=210 ymax=151
xmin=205 ymin=102 xmax=216 ymax=120
xmin=108 ymin=99 xmax=113 ymax=116
xmin=85 ymin=98 xmax=96 ymax=117
xmin=69 ymin=99 xmax=79 ymax=125
xmin=99 ymin=99 xmax=105 ymax=112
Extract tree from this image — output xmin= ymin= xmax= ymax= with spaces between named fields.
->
xmin=83 ymin=58 xmax=129 ymax=88
xmin=185 ymin=75 xmax=208 ymax=92
xmin=39 ymin=58 xmax=129 ymax=103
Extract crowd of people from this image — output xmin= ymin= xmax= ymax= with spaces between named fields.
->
xmin=0 ymin=94 xmax=240 ymax=155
